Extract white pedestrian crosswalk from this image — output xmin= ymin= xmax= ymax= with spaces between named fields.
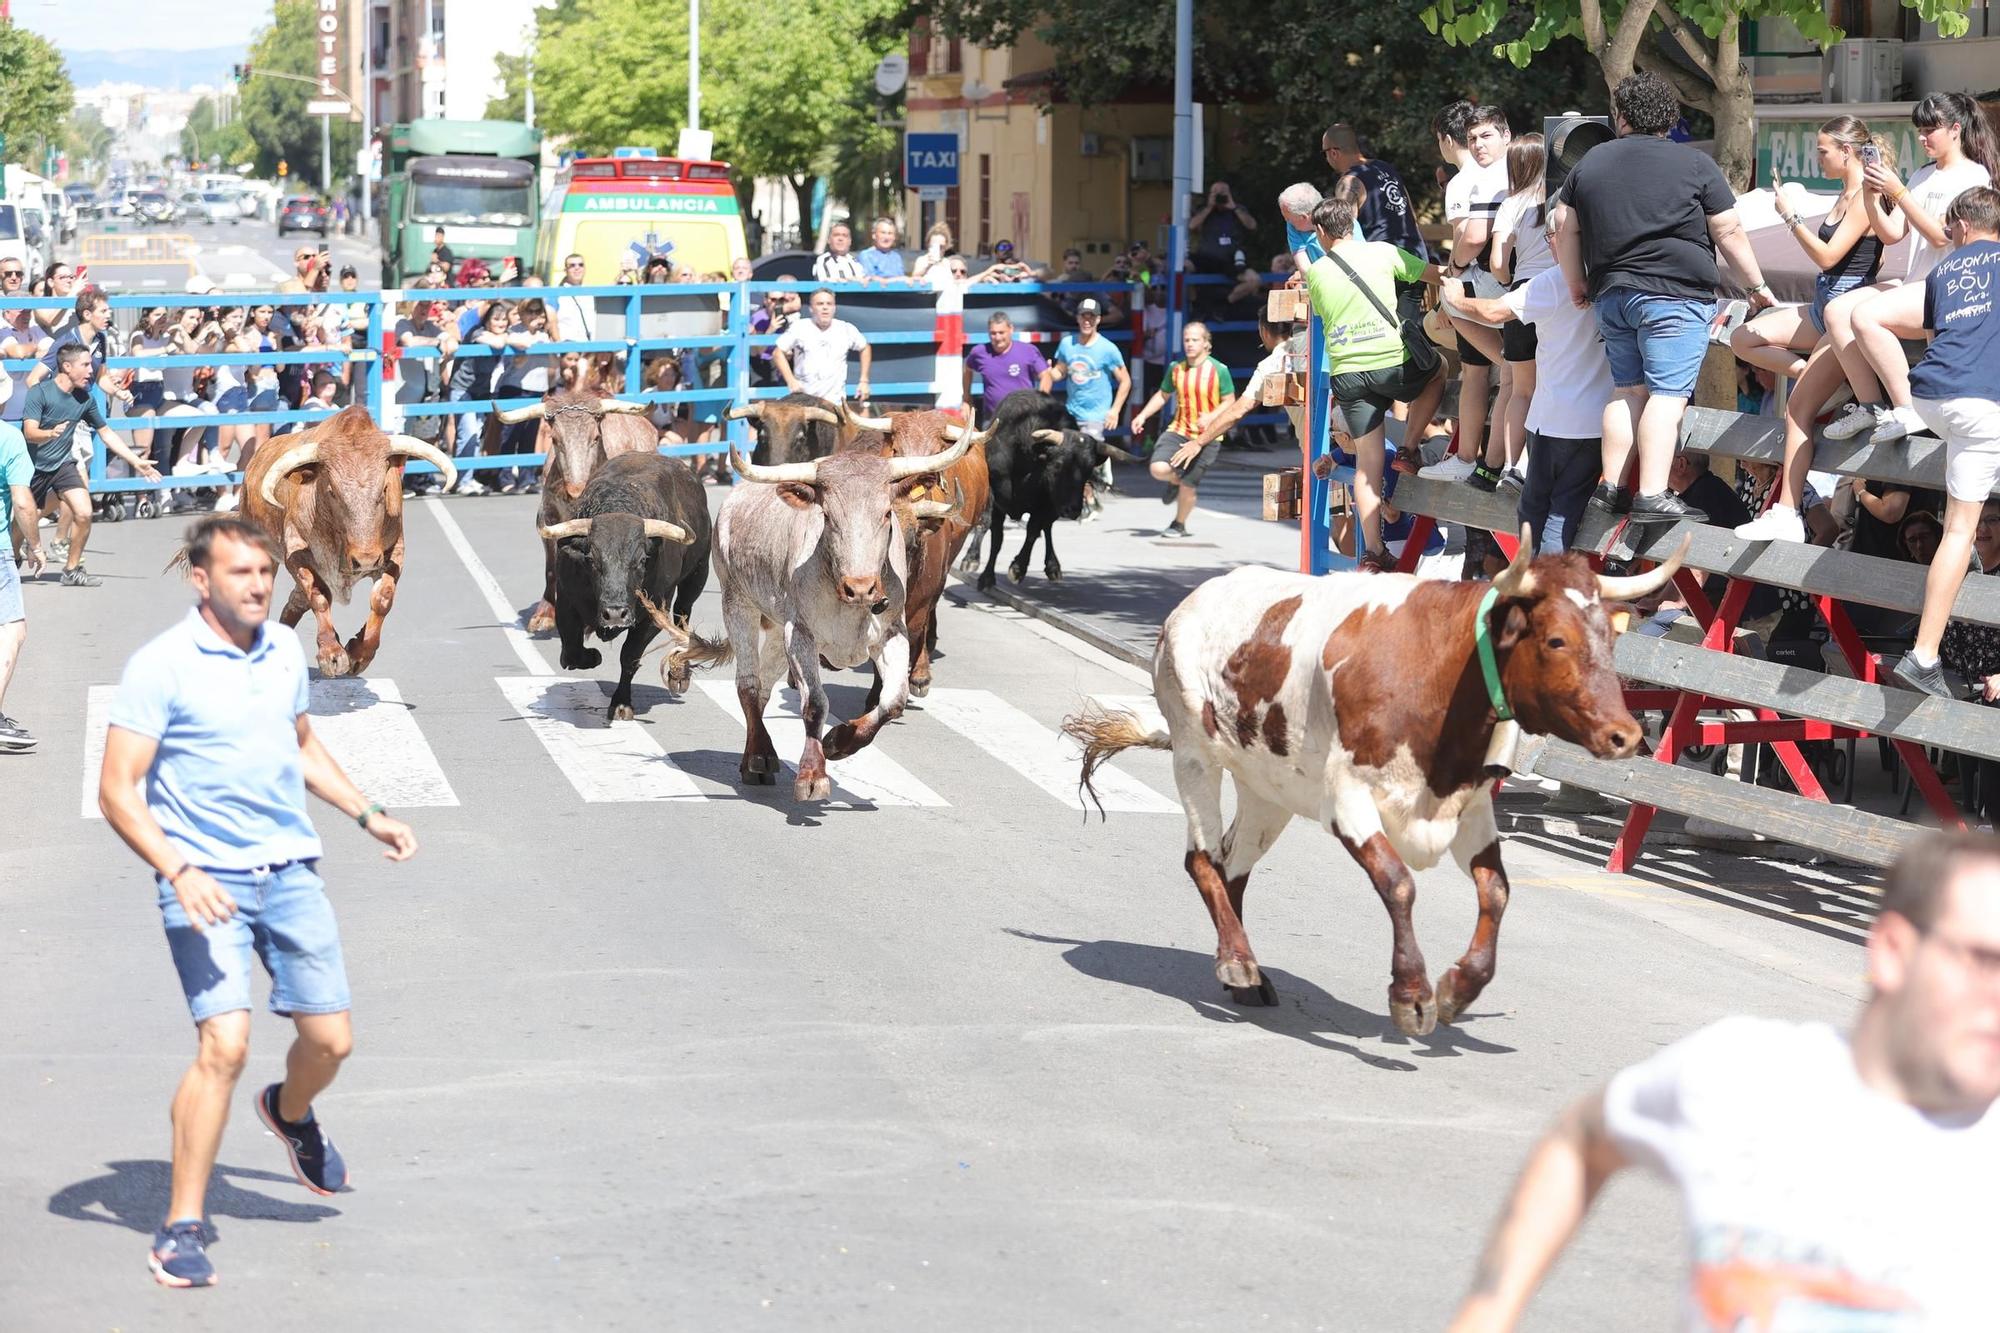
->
xmin=78 ymin=676 xmax=1181 ymax=817
xmin=81 ymin=679 xmax=461 ymax=820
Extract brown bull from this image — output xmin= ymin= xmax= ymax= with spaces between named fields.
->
xmin=859 ymin=410 xmax=990 ymax=704
xmin=242 ymin=405 xmax=458 ymax=677
xmin=725 ymin=393 xmax=878 ymax=466
xmin=493 ymin=387 xmax=657 ymax=633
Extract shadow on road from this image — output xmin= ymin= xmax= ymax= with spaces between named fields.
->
xmin=1007 ymin=930 xmax=1517 ymax=1067
xmin=48 ymin=1160 xmax=340 ymax=1235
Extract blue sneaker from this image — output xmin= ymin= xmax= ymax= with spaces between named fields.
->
xmin=149 ymin=1220 xmax=216 ymax=1288
xmin=257 ymin=1082 xmax=348 ymax=1196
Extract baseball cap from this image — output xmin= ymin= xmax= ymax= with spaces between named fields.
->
xmin=1076 ymin=298 xmax=1102 ymax=316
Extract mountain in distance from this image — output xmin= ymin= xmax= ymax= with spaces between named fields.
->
xmin=64 ymin=46 xmax=247 ymax=90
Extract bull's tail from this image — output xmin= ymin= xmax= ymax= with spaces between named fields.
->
xmin=1060 ymin=700 xmax=1173 ymax=820
xmin=638 ymin=592 xmax=734 ymax=688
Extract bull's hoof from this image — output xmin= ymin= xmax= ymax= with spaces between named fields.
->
xmin=1044 ymin=563 xmax=1062 ymax=584
xmin=1229 ymin=977 xmax=1279 ymax=1007
xmin=976 ymin=571 xmax=997 ymax=592
xmin=1215 ymin=956 xmax=1262 ymax=992
xmin=741 ymin=753 xmax=779 ymax=786
xmin=794 ymin=772 xmax=832 ymax=802
xmin=526 ymin=604 xmax=556 ymax=634
xmin=609 ymin=702 xmax=635 ymax=722
xmin=1008 ymin=562 xmax=1029 ymax=585
xmin=665 ymin=669 xmax=691 ymax=696
xmin=1389 ymin=991 xmax=1439 ymax=1037
xmin=909 ymin=675 xmax=931 ymax=699
xmin=316 ymin=646 xmax=352 ymax=678
xmin=1434 ymin=969 xmax=1479 ymax=1026
xmin=561 ymin=647 xmax=601 ymax=670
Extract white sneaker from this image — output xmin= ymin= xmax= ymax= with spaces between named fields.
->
xmin=1866 ymin=405 xmax=1925 ymax=447
xmin=1418 ymin=453 xmax=1476 ymax=481
xmin=214 ymin=491 xmax=239 ymax=513
xmin=1822 ymin=402 xmax=1881 ymax=441
xmin=454 ymin=477 xmax=489 ymax=496
xmin=1733 ymin=505 xmax=1804 ymax=544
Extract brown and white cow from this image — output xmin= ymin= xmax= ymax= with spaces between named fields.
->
xmin=1063 ymin=536 xmax=1686 ymax=1036
xmin=673 ymin=435 xmax=970 ymax=802
xmin=244 ymin=405 xmax=459 ymax=677
xmin=493 ymin=387 xmax=656 ymax=632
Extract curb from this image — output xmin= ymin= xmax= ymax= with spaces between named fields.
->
xmin=944 ymin=575 xmax=1153 ymax=669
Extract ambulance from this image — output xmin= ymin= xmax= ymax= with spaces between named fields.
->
xmin=534 ymin=153 xmax=748 ymax=284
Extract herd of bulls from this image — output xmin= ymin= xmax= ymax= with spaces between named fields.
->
xmin=234 ymin=393 xmax=1688 ymax=1035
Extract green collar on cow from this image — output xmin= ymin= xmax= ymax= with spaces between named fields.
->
xmin=1474 ymin=586 xmax=1514 ymax=722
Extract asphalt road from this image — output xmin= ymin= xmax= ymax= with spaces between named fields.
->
xmin=0 ymin=485 xmax=1875 ymax=1329
xmin=70 ymin=211 xmax=380 ymax=296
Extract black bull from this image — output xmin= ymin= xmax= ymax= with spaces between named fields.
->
xmin=967 ymin=391 xmax=1139 ymax=591
xmin=541 ymin=452 xmax=714 ymax=720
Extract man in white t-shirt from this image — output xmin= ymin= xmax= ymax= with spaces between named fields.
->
xmin=1424 ymin=102 xmax=1512 ymax=482
xmin=1445 ymin=266 xmax=1612 ymax=553
xmin=773 ymin=288 xmax=871 ymax=404
xmin=1448 ymin=830 xmax=2000 ymax=1332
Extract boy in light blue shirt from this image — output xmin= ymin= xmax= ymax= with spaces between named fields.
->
xmin=0 ymin=418 xmax=38 ymax=751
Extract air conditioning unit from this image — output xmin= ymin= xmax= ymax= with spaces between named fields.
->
xmin=1826 ymin=39 xmax=1902 ymax=104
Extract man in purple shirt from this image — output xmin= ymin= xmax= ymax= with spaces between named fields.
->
xmin=962 ymin=312 xmax=1049 ymax=423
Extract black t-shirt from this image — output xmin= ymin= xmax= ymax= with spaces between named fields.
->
xmin=1346 ymin=158 xmax=1427 ymax=261
xmin=1195 ymin=200 xmax=1248 ymax=272
xmin=1556 ymin=134 xmax=1734 ymax=301
xmin=1843 ymin=481 xmax=1932 ymax=637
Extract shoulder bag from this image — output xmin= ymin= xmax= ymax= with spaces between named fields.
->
xmin=1324 ymin=248 xmax=1440 ymax=380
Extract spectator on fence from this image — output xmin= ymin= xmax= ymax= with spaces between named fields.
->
xmin=1823 ymin=187 xmax=2000 ymax=698
xmin=858 ymin=216 xmax=906 ymax=281
xmin=641 ymin=252 xmax=675 ymax=287
xmin=553 ymin=251 xmax=595 ymax=344
xmin=1825 ymin=92 xmax=1999 ymax=448
xmin=1131 ymin=320 xmax=1234 ymax=539
xmin=647 ymin=356 xmax=719 ymax=480
xmin=445 ymin=299 xmax=514 ymax=496
xmin=1 ymin=399 xmax=37 ymax=751
xmin=2 ymin=275 xmax=51 ymax=425
xmin=749 ymin=287 xmax=800 ymax=387
xmin=982 ymin=239 xmax=1036 ymax=284
xmin=1190 ymin=180 xmax=1257 ymax=276
xmin=31 ymin=287 xmax=127 ymax=403
xmin=1468 ymin=133 xmax=1558 ymax=497
xmin=277 ymin=247 xmax=325 ymax=296
xmin=493 ymin=298 xmax=554 ymax=495
xmin=813 ymin=222 xmax=866 ymax=284
xmin=1555 ymin=70 xmax=1774 ymax=525
xmin=33 ymin=262 xmax=78 ymax=338
xmin=431 ymin=226 xmax=454 ymax=271
xmin=963 ymin=311 xmax=1048 ymax=425
xmin=910 ymin=222 xmax=956 ymax=284
xmin=1731 ymin=116 xmax=1895 ymax=404
xmin=1323 ymin=122 xmax=1429 ymax=269
xmin=124 ymin=307 xmax=174 ymax=461
xmin=23 ymin=343 xmax=159 ymax=585
xmin=1450 ymin=830 xmax=2000 ymax=1333
xmin=1278 ymin=183 xmax=1327 ymax=283
xmin=1424 ymin=102 xmax=1512 ymax=485
xmin=1050 ymin=248 xmax=1096 ymax=321
xmin=774 ymin=288 xmax=871 ymax=406
xmin=1445 ymin=260 xmax=1613 ymax=556
xmin=393 ymin=298 xmax=455 ymax=493
xmin=1040 ymin=297 xmax=1132 ymax=520
xmin=424 ymin=257 xmax=450 ymax=287
xmin=1305 ymin=194 xmax=1448 ymax=572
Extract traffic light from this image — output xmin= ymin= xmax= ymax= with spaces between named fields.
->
xmin=278 ymin=159 xmax=289 ymax=178
xmin=232 ymin=63 xmax=250 ymax=85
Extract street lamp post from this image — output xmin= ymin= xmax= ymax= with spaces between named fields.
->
xmin=1168 ymin=0 xmax=1191 ymax=358
xmin=689 ymin=0 xmax=701 ymax=132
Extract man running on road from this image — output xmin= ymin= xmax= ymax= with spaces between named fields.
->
xmin=98 ymin=516 xmax=420 ymax=1288
xmin=22 ymin=342 xmax=159 ymax=586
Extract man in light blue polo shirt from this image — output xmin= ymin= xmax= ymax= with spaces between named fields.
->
xmin=0 ymin=417 xmax=40 ymax=752
xmin=1041 ymin=298 xmax=1131 ymax=518
xmin=97 ymin=515 xmax=420 ymax=1290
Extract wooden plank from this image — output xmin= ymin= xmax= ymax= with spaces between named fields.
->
xmin=1389 ymin=475 xmax=2000 ymax=623
xmin=1518 ymin=737 xmax=1921 ymax=869
xmin=1680 ymin=405 xmax=1965 ymax=496
xmin=1612 ymin=634 xmax=2000 ymax=758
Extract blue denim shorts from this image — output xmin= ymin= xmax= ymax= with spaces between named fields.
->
xmin=157 ymin=860 xmax=351 ymax=1022
xmin=1592 ymin=290 xmax=1716 ymax=398
xmin=0 ymin=551 xmax=21 ymax=626
xmin=1807 ymin=268 xmax=1872 ymax=335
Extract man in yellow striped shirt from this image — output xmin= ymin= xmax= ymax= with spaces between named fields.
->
xmin=1132 ymin=322 xmax=1235 ymax=537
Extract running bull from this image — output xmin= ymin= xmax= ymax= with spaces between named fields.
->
xmin=670 ymin=433 xmax=970 ymax=801
xmin=724 ymin=393 xmax=884 ymax=467
xmin=244 ymin=404 xmax=459 ymax=677
xmin=493 ymin=387 xmax=656 ymax=634
xmin=1063 ymin=535 xmax=1687 ymax=1035
xmin=540 ymin=452 xmax=711 ymax=720
xmin=959 ymin=392 xmax=1138 ymax=591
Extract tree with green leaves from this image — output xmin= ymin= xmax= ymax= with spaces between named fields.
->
xmin=239 ymin=0 xmax=361 ymax=193
xmin=1418 ymin=1 xmax=1976 ymax=189
xmin=180 ymin=98 xmax=255 ymax=175
xmin=0 ymin=25 xmax=75 ymax=170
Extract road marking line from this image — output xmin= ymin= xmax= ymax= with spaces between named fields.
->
xmin=423 ymin=497 xmax=551 ymax=676
xmin=921 ymin=687 xmax=1179 ymax=814
xmin=697 ymin=680 xmax=948 ymax=807
xmin=83 ymin=679 xmax=461 ymax=819
xmin=497 ymin=677 xmax=706 ymax=802
xmin=1091 ymin=692 xmax=1169 ymax=736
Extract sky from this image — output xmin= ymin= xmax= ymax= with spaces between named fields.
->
xmin=14 ymin=0 xmax=271 ymax=55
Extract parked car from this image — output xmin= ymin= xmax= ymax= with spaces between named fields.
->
xmin=65 ymin=187 xmax=98 ymax=220
xmin=278 ymin=196 xmax=330 ymax=237
xmin=134 ymin=191 xmax=175 ymax=225
xmin=180 ymin=191 xmax=242 ymax=226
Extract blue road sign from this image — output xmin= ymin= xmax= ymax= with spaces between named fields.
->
xmin=905 ymin=133 xmax=959 ymax=189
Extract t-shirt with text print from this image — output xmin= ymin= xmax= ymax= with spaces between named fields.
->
xmin=1052 ymin=332 xmax=1125 ymax=425
xmin=1910 ymin=237 xmax=2000 ymax=404
xmin=1303 ymin=243 xmax=1429 ymax=375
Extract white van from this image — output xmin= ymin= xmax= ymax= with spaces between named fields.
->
xmin=0 ymin=202 xmax=37 ymax=278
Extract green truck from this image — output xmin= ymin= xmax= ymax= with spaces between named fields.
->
xmin=381 ymin=119 xmax=542 ymax=286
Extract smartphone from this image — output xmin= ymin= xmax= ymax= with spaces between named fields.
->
xmin=1860 ymin=143 xmax=1881 ymax=167
xmin=318 ymin=243 xmax=330 ymax=256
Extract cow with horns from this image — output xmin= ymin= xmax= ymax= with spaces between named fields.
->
xmin=539 ymin=452 xmax=711 ymax=720
xmin=724 ymin=392 xmax=886 ymax=466
xmin=670 ymin=433 xmax=971 ymax=801
xmin=1062 ymin=535 xmax=1688 ymax=1035
xmin=955 ymin=391 xmax=1140 ymax=591
xmin=240 ymin=404 xmax=459 ymax=677
xmin=493 ymin=387 xmax=657 ymax=634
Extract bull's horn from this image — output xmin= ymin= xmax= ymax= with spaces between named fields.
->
xmin=941 ymin=423 xmax=991 ymax=446
xmin=385 ymin=434 xmax=460 ymax=493
xmin=802 ymin=406 xmax=842 ymax=427
xmin=258 ymin=439 xmax=321 ymax=508
xmin=1030 ymin=429 xmax=1065 ymax=444
xmin=846 ymin=409 xmax=893 ymax=430
xmin=642 ymin=518 xmax=693 ymax=545
xmin=539 ymin=518 xmax=593 ymax=540
xmin=1490 ymin=526 xmax=1537 ymax=599
xmin=493 ymin=399 xmax=546 ymax=425
xmin=729 ymin=446 xmax=819 ymax=485
xmin=599 ymin=398 xmax=651 ymax=415
xmin=1101 ymin=443 xmax=1142 ymax=463
xmin=1596 ymin=534 xmax=1692 ymax=602
xmin=725 ymin=403 xmax=763 ymax=421
xmin=910 ymin=498 xmax=956 ymax=519
xmin=886 ymin=428 xmax=972 ymax=481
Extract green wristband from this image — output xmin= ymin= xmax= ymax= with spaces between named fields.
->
xmin=356 ymin=802 xmax=385 ymax=829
